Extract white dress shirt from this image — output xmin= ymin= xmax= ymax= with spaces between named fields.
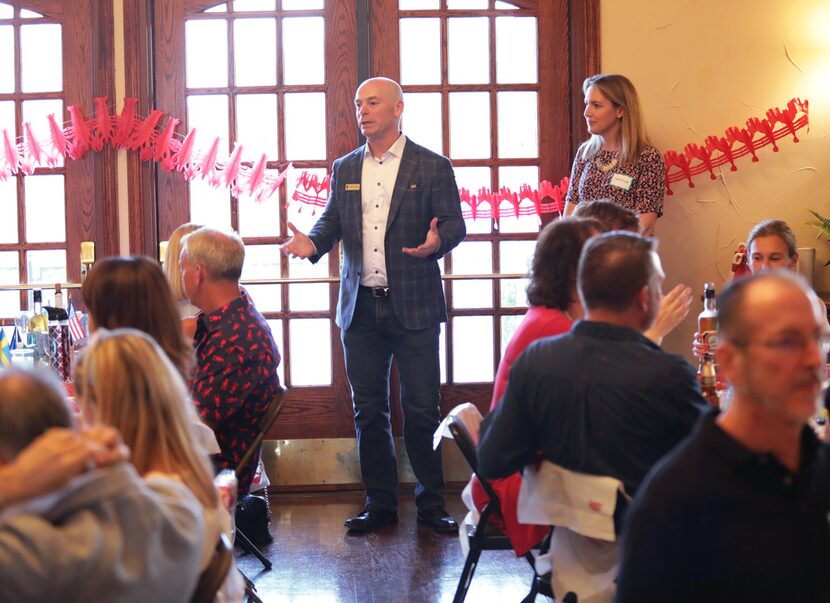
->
xmin=360 ymin=133 xmax=407 ymax=288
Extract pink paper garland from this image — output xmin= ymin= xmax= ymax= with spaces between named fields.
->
xmin=0 ymin=96 xmax=290 ymax=202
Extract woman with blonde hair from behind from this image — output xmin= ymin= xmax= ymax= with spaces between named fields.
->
xmin=164 ymin=222 xmax=203 ymax=318
xmin=74 ymin=328 xmax=244 ymax=603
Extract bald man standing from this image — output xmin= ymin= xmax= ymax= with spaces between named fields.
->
xmin=282 ymin=78 xmax=466 ymax=533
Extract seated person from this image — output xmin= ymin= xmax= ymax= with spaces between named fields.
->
xmin=180 ymin=227 xmax=282 ymax=494
xmin=575 ymin=200 xmax=693 ymax=345
xmin=468 ymin=217 xmax=600 ymax=557
xmin=616 ymin=272 xmax=830 ymax=602
xmin=479 ymin=232 xmax=706 ymax=543
xmin=74 ymin=328 xmax=244 ymax=603
xmin=83 ymin=255 xmax=195 ymax=380
xmin=0 ymin=368 xmax=204 ymax=603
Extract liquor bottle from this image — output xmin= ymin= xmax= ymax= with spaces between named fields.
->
xmin=697 ymin=282 xmax=719 ymax=406
xmin=54 ymin=283 xmax=63 ymax=309
xmin=28 ymin=289 xmax=48 ymax=333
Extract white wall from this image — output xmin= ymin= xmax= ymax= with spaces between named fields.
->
xmin=600 ymin=0 xmax=830 ymax=358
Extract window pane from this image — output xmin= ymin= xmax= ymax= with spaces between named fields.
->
xmin=0 ymin=251 xmax=19 ymax=315
xmin=0 ymin=178 xmax=16 ymax=243
xmin=0 ymin=4 xmax=12 ymax=19
xmin=400 ymin=18 xmax=440 ymax=85
xmin=283 ymin=17 xmax=324 ymax=85
xmin=498 ymin=165 xmax=540 ymax=234
xmin=189 ymin=179 xmax=232 ymax=231
xmin=23 ymin=99 xmax=64 ymax=168
xmin=236 ymin=94 xmax=278 ymax=159
xmin=453 ymin=166 xmax=491 ymax=234
xmin=266 ymin=319 xmax=284 ymax=385
xmin=289 ymin=319 xmax=331 ymax=386
xmin=501 ymin=314 xmax=523 ymax=356
xmin=498 ymin=91 xmax=538 ymax=158
xmin=448 ymin=0 xmax=488 ymax=7
xmin=495 ymin=1 xmax=520 ymax=8
xmin=20 ymin=9 xmax=42 ymax=18
xmin=449 ymin=92 xmax=490 ymax=160
xmin=286 ymin=166 xmax=328 ymax=233
xmin=400 ymin=0 xmax=439 ymax=8
xmin=241 ymin=244 xmax=280 ymax=312
xmin=186 ymin=20 xmax=228 ymax=88
xmin=24 ymin=175 xmax=64 ymax=242
xmin=20 ymin=24 xmax=62 ymax=93
xmin=283 ymin=0 xmax=323 ymax=8
xmin=187 ymin=94 xmax=230 ymax=153
xmin=284 ymin=93 xmax=326 ymax=160
xmin=448 ymin=18 xmax=489 ymax=85
xmin=233 ymin=0 xmax=275 ymax=10
xmin=0 ymin=26 xmax=13 ymax=93
xmin=500 ymin=240 xmax=534 ymax=307
xmin=0 ymin=100 xmax=13 ymax=134
xmin=238 ymin=192 xmax=279 ymax=237
xmin=452 ymin=241 xmax=492 ymax=309
xmin=234 ymin=18 xmax=276 ymax=87
xmin=204 ymin=3 xmax=228 ymax=13
xmin=288 ymin=253 xmax=329 ymax=312
xmin=496 ymin=17 xmax=538 ymax=84
xmin=453 ymin=316 xmax=493 ymax=383
xmin=402 ymin=93 xmax=442 ymax=155
xmin=27 ymin=249 xmax=66 ymax=287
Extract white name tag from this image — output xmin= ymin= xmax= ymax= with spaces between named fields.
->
xmin=609 ymin=173 xmax=633 ymax=191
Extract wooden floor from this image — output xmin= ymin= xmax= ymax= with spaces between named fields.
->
xmin=235 ymin=491 xmax=544 ymax=603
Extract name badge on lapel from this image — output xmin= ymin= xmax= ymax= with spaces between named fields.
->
xmin=345 ymin=183 xmax=360 ymax=191
xmin=609 ymin=173 xmax=633 ymax=191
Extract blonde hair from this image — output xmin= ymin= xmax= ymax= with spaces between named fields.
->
xmin=74 ymin=328 xmax=217 ymax=508
xmin=164 ymin=222 xmax=202 ymax=302
xmin=181 ymin=227 xmax=245 ymax=282
xmin=579 ymin=73 xmax=652 ymax=166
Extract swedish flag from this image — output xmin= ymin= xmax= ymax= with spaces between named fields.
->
xmin=0 ymin=329 xmax=10 ymax=367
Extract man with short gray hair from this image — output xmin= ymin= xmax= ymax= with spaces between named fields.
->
xmin=181 ymin=227 xmax=281 ymax=493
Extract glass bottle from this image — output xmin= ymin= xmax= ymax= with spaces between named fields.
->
xmin=697 ymin=283 xmax=719 ymax=406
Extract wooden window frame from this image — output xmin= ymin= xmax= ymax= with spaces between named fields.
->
xmin=123 ymin=0 xmax=599 ymax=439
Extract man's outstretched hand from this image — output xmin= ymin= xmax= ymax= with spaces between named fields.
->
xmin=280 ymin=222 xmax=315 ymax=259
xmin=402 ymin=217 xmax=441 ymax=258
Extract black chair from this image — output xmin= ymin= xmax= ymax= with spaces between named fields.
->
xmin=448 ymin=415 xmax=553 ymax=603
xmin=191 ymin=533 xmax=233 ymax=603
xmin=232 ymin=386 xmax=287 ymax=599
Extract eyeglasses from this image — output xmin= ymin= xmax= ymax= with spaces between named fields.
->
xmin=734 ymin=332 xmax=830 ymax=357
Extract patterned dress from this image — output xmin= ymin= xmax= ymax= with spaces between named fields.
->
xmin=191 ymin=292 xmax=281 ymax=493
xmin=565 ymin=145 xmax=666 ymax=217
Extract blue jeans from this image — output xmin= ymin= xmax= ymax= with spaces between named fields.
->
xmin=342 ymin=287 xmax=445 ymax=512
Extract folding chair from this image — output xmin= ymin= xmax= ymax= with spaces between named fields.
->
xmin=448 ymin=415 xmax=553 ymax=603
xmin=191 ymin=532 xmax=233 ymax=603
xmin=234 ymin=386 xmax=287 ymax=572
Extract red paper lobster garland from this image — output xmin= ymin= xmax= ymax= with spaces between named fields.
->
xmin=663 ymin=98 xmax=808 ymax=194
xmin=0 ymin=96 xmax=290 ymax=201
xmin=289 ymin=172 xmax=570 ymax=222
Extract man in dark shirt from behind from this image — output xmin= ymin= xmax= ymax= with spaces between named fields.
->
xmin=181 ymin=227 xmax=281 ymax=494
xmin=478 ymin=231 xmax=705 ymax=505
xmin=616 ymin=271 xmax=830 ymax=603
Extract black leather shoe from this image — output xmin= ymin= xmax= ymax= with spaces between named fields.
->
xmin=416 ymin=506 xmax=459 ymax=534
xmin=344 ymin=506 xmax=398 ymax=532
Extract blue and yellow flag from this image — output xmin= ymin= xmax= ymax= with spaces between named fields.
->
xmin=0 ymin=329 xmax=10 ymax=367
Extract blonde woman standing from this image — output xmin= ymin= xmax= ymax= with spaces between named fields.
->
xmin=563 ymin=74 xmax=665 ymax=237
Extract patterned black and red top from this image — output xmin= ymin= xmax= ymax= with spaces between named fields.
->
xmin=191 ymin=292 xmax=281 ymax=494
xmin=565 ymin=145 xmax=666 ymax=217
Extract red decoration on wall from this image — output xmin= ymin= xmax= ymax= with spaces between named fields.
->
xmin=290 ymin=172 xmax=570 ymax=222
xmin=663 ymin=98 xmax=808 ymax=195
xmin=0 ymin=97 xmax=290 ymax=203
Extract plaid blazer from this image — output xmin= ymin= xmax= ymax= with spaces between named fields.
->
xmin=308 ymin=138 xmax=466 ymax=331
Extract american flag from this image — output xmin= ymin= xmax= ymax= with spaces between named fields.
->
xmin=67 ymin=300 xmax=85 ymax=343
